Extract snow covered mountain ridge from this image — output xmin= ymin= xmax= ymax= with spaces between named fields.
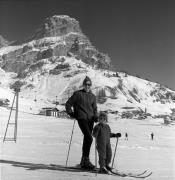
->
xmin=0 ymin=15 xmax=175 ymax=118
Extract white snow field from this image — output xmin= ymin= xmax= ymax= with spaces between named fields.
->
xmin=0 ymin=107 xmax=175 ymax=180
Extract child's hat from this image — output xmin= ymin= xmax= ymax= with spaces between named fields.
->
xmin=99 ymin=111 xmax=107 ymax=120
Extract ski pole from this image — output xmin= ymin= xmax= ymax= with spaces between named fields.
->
xmin=65 ymin=118 xmax=76 ymax=167
xmin=95 ymin=138 xmax=98 ymax=176
xmin=111 ymin=137 xmax=119 ymax=169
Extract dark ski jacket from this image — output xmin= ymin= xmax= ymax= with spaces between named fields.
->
xmin=93 ymin=123 xmax=115 ymax=145
xmin=65 ymin=89 xmax=97 ymax=121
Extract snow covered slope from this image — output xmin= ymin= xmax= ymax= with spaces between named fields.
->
xmin=1 ymin=108 xmax=175 ymax=180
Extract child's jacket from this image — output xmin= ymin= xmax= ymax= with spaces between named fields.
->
xmin=93 ymin=123 xmax=113 ymax=159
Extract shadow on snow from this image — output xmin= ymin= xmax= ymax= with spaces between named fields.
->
xmin=0 ymin=159 xmax=94 ymax=175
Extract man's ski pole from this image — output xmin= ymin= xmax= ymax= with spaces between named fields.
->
xmin=65 ymin=118 xmax=76 ymax=167
xmin=95 ymin=138 xmax=98 ymax=176
xmin=111 ymin=137 xmax=119 ymax=169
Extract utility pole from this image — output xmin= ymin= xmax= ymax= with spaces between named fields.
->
xmin=3 ymin=81 xmax=21 ymax=143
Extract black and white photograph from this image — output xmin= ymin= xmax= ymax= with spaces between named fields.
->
xmin=0 ymin=0 xmax=175 ymax=179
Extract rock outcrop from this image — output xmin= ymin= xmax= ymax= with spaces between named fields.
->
xmin=29 ymin=15 xmax=82 ymax=40
xmin=0 ymin=15 xmax=111 ymax=75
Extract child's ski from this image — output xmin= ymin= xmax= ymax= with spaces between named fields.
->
xmin=110 ymin=169 xmax=153 ymax=178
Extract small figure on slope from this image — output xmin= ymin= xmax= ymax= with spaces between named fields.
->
xmin=151 ymin=132 xmax=154 ymax=140
xmin=125 ymin=132 xmax=128 ymax=140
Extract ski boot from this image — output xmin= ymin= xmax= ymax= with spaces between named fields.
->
xmin=80 ymin=156 xmax=95 ymax=170
xmin=106 ymin=165 xmax=113 ymax=171
xmin=99 ymin=166 xmax=109 ymax=174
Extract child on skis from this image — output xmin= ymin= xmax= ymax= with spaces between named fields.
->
xmin=92 ymin=111 xmax=121 ymax=174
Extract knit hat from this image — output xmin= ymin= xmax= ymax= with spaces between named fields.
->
xmin=83 ymin=76 xmax=92 ymax=85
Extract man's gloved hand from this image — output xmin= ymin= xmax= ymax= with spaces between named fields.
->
xmin=92 ymin=115 xmax=98 ymax=122
xmin=115 ymin=133 xmax=121 ymax=138
xmin=69 ymin=112 xmax=75 ymax=119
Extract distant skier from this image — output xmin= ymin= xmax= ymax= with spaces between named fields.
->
xmin=151 ymin=132 xmax=154 ymax=140
xmin=93 ymin=112 xmax=121 ymax=174
xmin=125 ymin=132 xmax=128 ymax=140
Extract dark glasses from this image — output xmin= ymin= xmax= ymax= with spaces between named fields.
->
xmin=84 ymin=83 xmax=91 ymax=86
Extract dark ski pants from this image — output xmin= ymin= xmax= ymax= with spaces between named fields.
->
xmin=77 ymin=120 xmax=94 ymax=158
xmin=97 ymin=142 xmax=112 ymax=167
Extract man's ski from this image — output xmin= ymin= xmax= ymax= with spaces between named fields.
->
xmin=50 ymin=164 xmax=98 ymax=173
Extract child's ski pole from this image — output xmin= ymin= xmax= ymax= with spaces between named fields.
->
xmin=111 ymin=137 xmax=119 ymax=169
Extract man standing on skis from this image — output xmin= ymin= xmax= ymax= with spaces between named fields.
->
xmin=65 ymin=76 xmax=98 ymax=170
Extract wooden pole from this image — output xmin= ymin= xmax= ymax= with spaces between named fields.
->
xmin=14 ymin=91 xmax=19 ymax=142
xmin=3 ymin=93 xmax=16 ymax=142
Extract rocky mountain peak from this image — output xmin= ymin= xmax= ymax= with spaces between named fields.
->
xmin=30 ymin=15 xmax=82 ymax=40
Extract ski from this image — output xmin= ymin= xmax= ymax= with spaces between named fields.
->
xmin=66 ymin=166 xmax=98 ymax=173
xmin=50 ymin=164 xmax=152 ymax=178
xmin=125 ymin=172 xmax=152 ymax=179
xmin=51 ymin=164 xmax=116 ymax=176
xmin=111 ymin=169 xmax=147 ymax=176
xmin=110 ymin=169 xmax=153 ymax=178
xmin=126 ymin=170 xmax=148 ymax=176
xmin=133 ymin=172 xmax=152 ymax=178
xmin=50 ymin=164 xmax=98 ymax=173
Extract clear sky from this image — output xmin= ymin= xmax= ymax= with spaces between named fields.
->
xmin=0 ymin=0 xmax=175 ymax=90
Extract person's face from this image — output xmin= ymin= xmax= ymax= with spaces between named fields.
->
xmin=99 ymin=116 xmax=107 ymax=124
xmin=83 ymin=81 xmax=91 ymax=92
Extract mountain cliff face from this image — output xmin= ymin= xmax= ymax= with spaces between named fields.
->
xmin=29 ymin=15 xmax=82 ymax=40
xmin=0 ymin=15 xmax=174 ymax=117
xmin=0 ymin=16 xmax=110 ymax=77
xmin=0 ymin=15 xmax=110 ymax=77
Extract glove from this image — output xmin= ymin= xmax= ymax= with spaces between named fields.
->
xmin=92 ymin=115 xmax=98 ymax=122
xmin=69 ymin=112 xmax=75 ymax=119
xmin=115 ymin=133 xmax=121 ymax=138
